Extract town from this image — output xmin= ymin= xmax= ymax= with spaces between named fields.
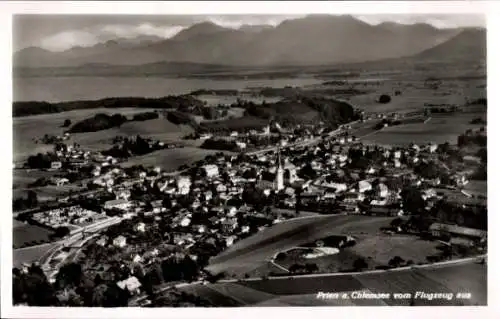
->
xmin=12 ymin=109 xmax=487 ymax=307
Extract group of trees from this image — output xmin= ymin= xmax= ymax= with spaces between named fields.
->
xmin=69 ymin=113 xmax=127 ymax=133
xmin=26 ymin=152 xmax=58 ymax=169
xmin=377 ymin=94 xmax=391 ymax=104
xmin=102 ymin=135 xmax=164 ymax=158
xmin=200 ymin=139 xmax=239 ymax=152
xmin=132 ymin=111 xmax=159 ymax=122
xmin=13 ymin=96 xmax=205 ymax=118
xmin=13 ymin=190 xmax=38 ymax=211
xmin=457 ymin=130 xmax=486 ymax=147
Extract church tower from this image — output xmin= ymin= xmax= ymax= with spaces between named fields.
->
xmin=275 ymin=145 xmax=284 ymax=191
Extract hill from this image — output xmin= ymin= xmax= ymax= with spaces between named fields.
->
xmin=411 ymin=28 xmax=486 ymax=62
xmin=14 ymin=15 xmax=463 ymax=68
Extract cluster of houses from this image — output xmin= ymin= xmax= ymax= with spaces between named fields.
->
xmin=32 ymin=205 xmax=106 ymax=229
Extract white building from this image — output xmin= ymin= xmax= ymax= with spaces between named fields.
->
xmin=203 ymin=164 xmax=219 ymax=178
xmin=176 ymin=176 xmax=191 ymax=195
xmin=113 ymin=235 xmax=127 ymax=248
xmin=136 ymin=222 xmax=146 ymax=233
xmin=358 ymin=180 xmax=372 ymax=193
xmin=104 ymin=199 xmax=131 ymax=211
xmin=117 ymin=276 xmax=141 ymax=295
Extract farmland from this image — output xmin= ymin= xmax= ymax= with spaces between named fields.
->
xmin=121 ymin=146 xmax=224 ymax=171
xmin=207 ymin=215 xmax=393 ymax=277
xmin=217 ymin=260 xmax=486 ymax=306
xmin=361 ymin=113 xmax=486 ymax=146
xmin=13 ymin=107 xmax=192 ymax=162
xmin=13 ymin=242 xmax=60 ymax=268
xmin=13 ymin=219 xmax=55 ymax=249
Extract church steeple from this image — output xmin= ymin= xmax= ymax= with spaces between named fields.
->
xmin=275 ymin=145 xmax=284 ymax=191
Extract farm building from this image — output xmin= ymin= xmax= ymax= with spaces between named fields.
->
xmin=429 ymin=223 xmax=487 ymax=247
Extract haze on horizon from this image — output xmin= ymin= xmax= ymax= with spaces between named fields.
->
xmin=14 ymin=14 xmax=485 ymax=52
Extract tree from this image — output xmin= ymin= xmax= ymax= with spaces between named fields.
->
xmin=55 ymin=262 xmax=84 ymax=289
xmin=353 ymin=258 xmax=368 ymax=271
xmin=390 ymin=218 xmax=404 ymax=228
xmin=53 ymin=226 xmax=71 ymax=238
xmin=378 ymin=94 xmax=391 ymax=104
xmin=388 ymin=256 xmax=405 ymax=268
xmin=400 ymin=187 xmax=425 ymax=215
xmin=26 ymin=190 xmax=38 ymax=207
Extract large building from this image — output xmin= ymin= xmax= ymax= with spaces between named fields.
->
xmin=176 ymin=176 xmax=192 ymax=195
xmin=202 ymin=164 xmax=219 ymax=178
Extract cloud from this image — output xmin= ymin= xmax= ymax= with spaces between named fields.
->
xmin=37 ymin=23 xmax=188 ymax=51
xmin=39 ymin=30 xmax=100 ymax=51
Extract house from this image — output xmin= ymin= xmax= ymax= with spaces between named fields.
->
xmin=113 ymin=235 xmax=127 ymax=248
xmin=375 ymin=183 xmax=389 ymax=198
xmin=225 ymin=235 xmax=238 ymax=247
xmin=226 ymin=206 xmax=238 ymax=217
xmin=221 ymin=218 xmax=238 ymax=233
xmin=117 ymin=276 xmax=142 ymax=295
xmin=203 ymin=164 xmax=219 ymax=178
xmin=104 ymin=199 xmax=131 ymax=211
xmin=96 ymin=236 xmax=107 ymax=247
xmin=176 ymin=176 xmax=191 ymax=195
xmin=52 ymin=177 xmax=69 ymax=186
xmin=236 ymin=141 xmax=247 ymax=150
xmin=51 ymin=161 xmax=62 ymax=170
xmin=429 ymin=223 xmax=486 ymax=247
xmin=136 ymin=222 xmax=146 ymax=233
xmin=358 ymin=180 xmax=372 ymax=193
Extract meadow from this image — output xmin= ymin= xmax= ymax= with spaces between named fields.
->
xmin=13 ymin=220 xmax=55 ymax=249
xmin=13 ymin=108 xmax=193 ymax=162
xmin=360 ymin=113 xmax=486 ymax=146
xmin=121 ymin=146 xmax=224 ymax=172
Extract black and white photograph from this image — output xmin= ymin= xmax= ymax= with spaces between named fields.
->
xmin=1 ymin=1 xmax=495 ymax=318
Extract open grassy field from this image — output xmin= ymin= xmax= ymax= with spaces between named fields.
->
xmin=349 ymin=234 xmax=441 ymax=265
xmin=13 ymin=242 xmax=60 ymax=268
xmin=346 ymin=74 xmax=485 ymax=115
xmin=207 ymin=215 xmax=392 ymax=277
xmin=462 ymin=180 xmax=487 ymax=197
xmin=121 ymin=146 xmax=223 ymax=171
xmin=13 ymin=107 xmax=192 ymax=162
xmin=13 ymin=184 xmax=86 ymax=202
xmin=228 ymin=260 xmax=486 ymax=306
xmin=13 ymin=222 xmax=55 ymax=249
xmin=196 ymin=94 xmax=282 ymax=106
xmin=13 ymin=169 xmax=60 ymax=189
xmin=361 ymin=112 xmax=486 ymax=146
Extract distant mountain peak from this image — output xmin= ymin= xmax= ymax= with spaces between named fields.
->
xmin=172 ymin=21 xmax=229 ymax=41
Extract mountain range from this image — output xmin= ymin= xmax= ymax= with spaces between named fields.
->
xmin=14 ymin=15 xmax=486 ymax=68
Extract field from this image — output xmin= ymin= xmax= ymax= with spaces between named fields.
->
xmin=13 ymin=107 xmax=193 ymax=162
xmin=13 ymin=242 xmax=60 ymax=268
xmin=13 ymin=184 xmax=86 ymax=202
xmin=121 ymin=146 xmax=224 ymax=171
xmin=462 ymin=180 xmax=487 ymax=197
xmin=274 ymin=233 xmax=440 ymax=274
xmin=225 ymin=260 xmax=486 ymax=306
xmin=196 ymin=94 xmax=282 ymax=106
xmin=361 ymin=113 xmax=486 ymax=146
xmin=346 ymin=74 xmax=485 ymax=115
xmin=13 ymin=169 xmax=60 ymax=189
xmin=207 ymin=215 xmax=392 ymax=277
xmin=13 ymin=221 xmax=55 ymax=249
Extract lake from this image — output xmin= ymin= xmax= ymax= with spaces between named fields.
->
xmin=13 ymin=76 xmax=323 ymax=102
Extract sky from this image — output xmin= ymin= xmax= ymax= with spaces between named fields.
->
xmin=13 ymin=14 xmax=486 ymax=52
